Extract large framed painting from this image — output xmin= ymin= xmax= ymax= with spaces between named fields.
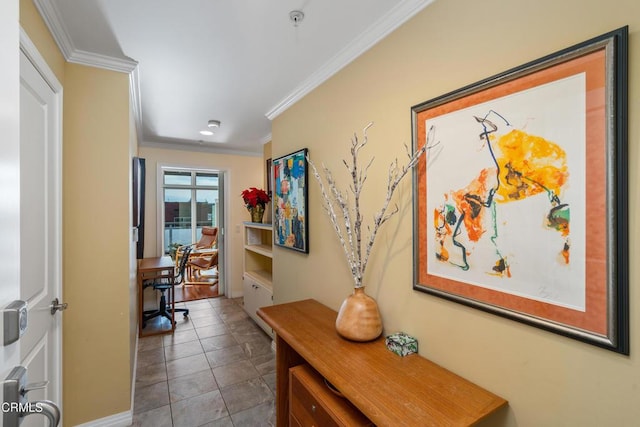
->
xmin=273 ymin=148 xmax=309 ymax=253
xmin=412 ymin=27 xmax=628 ymax=353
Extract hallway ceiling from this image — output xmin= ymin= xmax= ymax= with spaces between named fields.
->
xmin=39 ymin=0 xmax=433 ymax=154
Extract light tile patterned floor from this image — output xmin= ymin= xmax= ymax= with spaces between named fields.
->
xmin=130 ymin=297 xmax=276 ymax=427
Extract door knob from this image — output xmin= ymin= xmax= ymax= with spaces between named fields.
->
xmin=26 ymin=400 xmax=60 ymax=427
xmin=50 ymin=298 xmax=68 ymax=315
xmin=3 ymin=366 xmax=61 ymax=427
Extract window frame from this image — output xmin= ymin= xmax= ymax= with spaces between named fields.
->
xmin=159 ymin=166 xmax=220 ymax=254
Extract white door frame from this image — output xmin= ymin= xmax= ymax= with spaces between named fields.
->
xmin=20 ymin=29 xmax=62 ymax=96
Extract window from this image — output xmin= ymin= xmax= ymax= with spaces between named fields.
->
xmin=162 ymin=169 xmax=219 ymax=254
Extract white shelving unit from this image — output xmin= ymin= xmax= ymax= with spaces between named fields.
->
xmin=242 ymin=222 xmax=273 ymax=337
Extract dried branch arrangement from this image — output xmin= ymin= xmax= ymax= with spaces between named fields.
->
xmin=308 ymin=123 xmax=436 ymax=288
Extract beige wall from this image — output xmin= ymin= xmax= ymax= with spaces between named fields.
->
xmin=19 ymin=0 xmax=64 ymax=82
xmin=272 ymin=0 xmax=640 ymax=425
xmin=138 ymin=145 xmax=262 ymax=297
xmin=63 ymin=63 xmax=132 ymax=424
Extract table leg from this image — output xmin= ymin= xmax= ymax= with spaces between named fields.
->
xmin=275 ymin=334 xmax=305 ymax=426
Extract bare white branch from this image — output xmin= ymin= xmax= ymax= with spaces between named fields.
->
xmin=307 ymin=158 xmax=359 ymax=286
xmin=308 ymin=123 xmax=436 ymax=288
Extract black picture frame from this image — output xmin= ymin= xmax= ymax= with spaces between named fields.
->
xmin=411 ymin=27 xmax=628 ymax=354
xmin=266 ymin=158 xmax=273 ymax=197
xmin=132 ymin=157 xmax=146 ymax=259
xmin=273 ymin=148 xmax=309 ymax=253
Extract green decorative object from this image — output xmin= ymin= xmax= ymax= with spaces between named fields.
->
xmin=385 ymin=332 xmax=418 ymax=357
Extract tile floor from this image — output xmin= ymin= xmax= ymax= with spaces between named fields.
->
xmin=130 ymin=296 xmax=276 ymax=426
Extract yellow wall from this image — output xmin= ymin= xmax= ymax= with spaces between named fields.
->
xmin=19 ymin=0 xmax=64 ymax=82
xmin=63 ymin=63 xmax=132 ymax=424
xmin=138 ymin=146 xmax=262 ymax=297
xmin=272 ymin=0 xmax=640 ymax=425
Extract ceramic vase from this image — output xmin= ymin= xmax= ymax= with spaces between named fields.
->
xmin=335 ymin=287 xmax=383 ymax=342
xmin=249 ymin=205 xmax=265 ymax=223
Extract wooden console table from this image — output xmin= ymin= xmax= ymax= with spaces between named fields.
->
xmin=258 ymin=299 xmax=507 ymax=426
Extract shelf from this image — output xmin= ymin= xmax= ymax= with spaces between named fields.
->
xmin=245 ymin=269 xmax=273 ymax=289
xmin=244 ymin=244 xmax=273 ymax=258
xmin=243 ymin=222 xmax=274 ymax=338
xmin=243 ymin=221 xmax=272 ymax=230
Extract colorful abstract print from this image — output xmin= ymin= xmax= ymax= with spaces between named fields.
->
xmin=433 ymin=111 xmax=570 ymax=278
xmin=274 ymin=152 xmax=306 ymax=251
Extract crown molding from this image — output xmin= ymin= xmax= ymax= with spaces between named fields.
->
xmin=260 ymin=133 xmax=273 ymax=145
xmin=34 ymin=0 xmax=138 ymax=73
xmin=34 ymin=0 xmax=141 ymax=141
xmin=33 ymin=0 xmax=74 ymax=59
xmin=140 ymin=139 xmax=263 ymax=158
xmin=265 ymin=0 xmax=435 ymax=120
xmin=129 ymin=67 xmax=143 ymax=144
xmin=68 ymin=49 xmax=137 ymax=73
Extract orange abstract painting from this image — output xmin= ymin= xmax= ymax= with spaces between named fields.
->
xmin=412 ymin=27 xmax=628 ymax=354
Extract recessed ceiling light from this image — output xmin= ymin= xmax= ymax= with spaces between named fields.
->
xmin=199 ymin=130 xmax=214 ymax=136
xmin=208 ymin=120 xmax=221 ymax=128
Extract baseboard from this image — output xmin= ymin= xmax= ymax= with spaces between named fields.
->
xmin=131 ymin=331 xmax=139 ymax=414
xmin=73 ymin=410 xmax=132 ymax=427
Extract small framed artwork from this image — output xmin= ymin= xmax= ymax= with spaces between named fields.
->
xmin=273 ymin=148 xmax=309 ymax=253
xmin=412 ymin=27 xmax=628 ymax=353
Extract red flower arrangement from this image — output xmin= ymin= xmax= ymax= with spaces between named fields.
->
xmin=241 ymin=187 xmax=270 ymax=209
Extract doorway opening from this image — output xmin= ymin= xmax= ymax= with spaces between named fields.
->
xmin=159 ymin=166 xmax=226 ymax=298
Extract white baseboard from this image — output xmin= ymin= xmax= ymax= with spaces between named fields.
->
xmin=73 ymin=410 xmax=132 ymax=427
xmin=131 ymin=331 xmax=139 ymax=412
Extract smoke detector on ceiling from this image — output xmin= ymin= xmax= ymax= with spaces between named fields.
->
xmin=289 ymin=10 xmax=304 ymax=27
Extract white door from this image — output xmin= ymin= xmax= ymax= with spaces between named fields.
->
xmin=18 ymin=36 xmax=64 ymax=426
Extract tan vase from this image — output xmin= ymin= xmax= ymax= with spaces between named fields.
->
xmin=335 ymin=287 xmax=383 ymax=342
xmin=249 ymin=205 xmax=265 ymax=223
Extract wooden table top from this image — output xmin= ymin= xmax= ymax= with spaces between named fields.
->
xmin=258 ymin=299 xmax=507 ymax=426
xmin=138 ymin=256 xmax=174 ymax=272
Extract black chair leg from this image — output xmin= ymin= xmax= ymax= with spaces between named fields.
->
xmin=157 ymin=294 xmax=173 ymax=323
xmin=142 ymin=309 xmax=161 ymax=328
xmin=142 ymin=287 xmax=190 ymax=328
xmin=172 ymin=307 xmax=190 ymax=318
xmin=142 ymin=290 xmax=172 ymax=327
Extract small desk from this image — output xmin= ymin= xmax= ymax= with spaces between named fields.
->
xmin=137 ymin=256 xmax=176 ymax=337
xmin=258 ymin=299 xmax=507 ymax=426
